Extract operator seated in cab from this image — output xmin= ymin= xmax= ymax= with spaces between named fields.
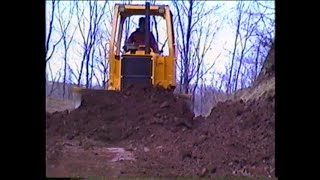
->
xmin=126 ymin=17 xmax=159 ymax=53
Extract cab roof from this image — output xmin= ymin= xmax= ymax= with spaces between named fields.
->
xmin=114 ymin=4 xmax=172 ymax=18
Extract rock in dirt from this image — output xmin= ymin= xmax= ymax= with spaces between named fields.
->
xmin=160 ymin=101 xmax=170 ymax=108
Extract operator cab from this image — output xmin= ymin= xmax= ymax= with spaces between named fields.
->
xmin=113 ymin=3 xmax=173 ymax=56
xmin=108 ymin=2 xmax=176 ymax=91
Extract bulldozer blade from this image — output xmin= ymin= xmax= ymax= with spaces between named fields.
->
xmin=72 ymin=86 xmax=83 ymax=109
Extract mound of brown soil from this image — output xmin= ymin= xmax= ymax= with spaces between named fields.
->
xmin=47 ymin=77 xmax=275 ymax=177
xmin=46 ymin=85 xmax=194 ymax=144
xmin=122 ymin=90 xmax=275 ymax=177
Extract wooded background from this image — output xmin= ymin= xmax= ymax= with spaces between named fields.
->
xmin=45 ymin=0 xmax=275 ymax=116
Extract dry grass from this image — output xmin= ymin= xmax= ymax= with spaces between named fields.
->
xmin=230 ymin=43 xmax=275 ymax=102
xmin=235 ymin=77 xmax=275 ymax=102
xmin=46 ymin=81 xmax=77 ymax=113
xmin=46 ymin=96 xmax=75 ymax=113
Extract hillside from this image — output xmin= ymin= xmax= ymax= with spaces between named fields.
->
xmin=235 ymin=43 xmax=275 ymax=102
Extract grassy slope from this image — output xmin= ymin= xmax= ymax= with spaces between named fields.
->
xmin=46 ymin=96 xmax=74 ymax=113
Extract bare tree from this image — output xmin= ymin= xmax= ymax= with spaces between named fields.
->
xmin=190 ymin=19 xmax=223 ymax=105
xmin=67 ymin=64 xmax=78 ymax=85
xmin=251 ymin=1 xmax=275 ymax=81
xmin=240 ymin=1 xmax=274 ymax=88
xmin=121 ymin=0 xmax=134 ymax=42
xmin=95 ymin=38 xmax=109 ymax=89
xmin=225 ymin=0 xmax=275 ymax=93
xmin=171 ymin=0 xmax=224 ymax=115
xmin=75 ymin=1 xmax=108 ymax=88
xmin=172 ymin=0 xmax=222 ymax=95
xmin=46 ymin=0 xmax=61 ymax=96
xmin=46 ymin=0 xmax=64 ymax=63
xmin=56 ymin=1 xmax=77 ymax=98
xmin=48 ymin=68 xmax=63 ymax=96
xmin=148 ymin=0 xmax=161 ymax=44
xmin=226 ymin=1 xmax=246 ymax=94
xmin=97 ymin=2 xmax=115 ymax=89
xmin=233 ymin=3 xmax=266 ymax=92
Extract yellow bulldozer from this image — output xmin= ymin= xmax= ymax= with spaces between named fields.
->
xmin=72 ymin=2 xmax=191 ymax=109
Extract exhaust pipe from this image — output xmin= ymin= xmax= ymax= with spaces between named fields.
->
xmin=145 ymin=2 xmax=150 ymax=54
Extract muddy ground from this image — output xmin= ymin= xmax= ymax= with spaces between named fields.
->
xmin=46 ymin=80 xmax=275 ymax=178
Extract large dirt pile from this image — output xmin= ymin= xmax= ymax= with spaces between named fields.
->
xmin=46 ymin=85 xmax=194 ymax=144
xmin=121 ymin=95 xmax=274 ymax=177
xmin=46 ymin=43 xmax=275 ymax=178
xmin=47 ymin=89 xmax=274 ymax=177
